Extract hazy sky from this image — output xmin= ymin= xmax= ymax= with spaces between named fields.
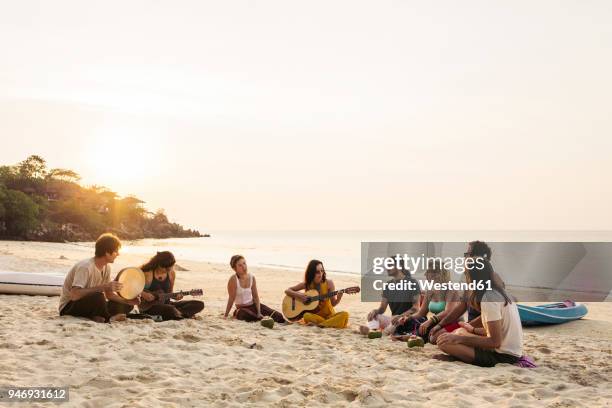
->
xmin=1 ymin=1 xmax=611 ymax=231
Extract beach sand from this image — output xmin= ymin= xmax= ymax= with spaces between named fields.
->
xmin=0 ymin=241 xmax=610 ymax=407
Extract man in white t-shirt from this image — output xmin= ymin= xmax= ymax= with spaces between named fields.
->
xmin=436 ymin=259 xmax=524 ymax=367
xmin=59 ymin=233 xmax=138 ymax=323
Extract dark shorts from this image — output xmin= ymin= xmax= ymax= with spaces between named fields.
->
xmin=395 ymin=316 xmax=427 ymax=335
xmin=474 ymin=349 xmax=519 ymax=367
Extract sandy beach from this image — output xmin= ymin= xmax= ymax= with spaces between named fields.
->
xmin=0 ymin=240 xmax=610 ymax=407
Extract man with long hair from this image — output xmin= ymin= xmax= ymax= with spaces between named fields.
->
xmin=435 ymin=259 xmax=523 ymax=367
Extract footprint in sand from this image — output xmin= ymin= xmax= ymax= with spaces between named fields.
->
xmin=342 ymin=389 xmax=358 ymax=402
xmin=0 ymin=342 xmax=20 ymax=349
xmin=537 ymin=347 xmax=552 ymax=354
xmin=173 ymin=333 xmax=203 ymax=343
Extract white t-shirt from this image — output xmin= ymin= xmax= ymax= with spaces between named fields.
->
xmin=59 ymin=258 xmax=111 ymax=312
xmin=480 ymin=291 xmax=523 ymax=357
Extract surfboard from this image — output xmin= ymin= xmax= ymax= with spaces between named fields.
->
xmin=0 ymin=272 xmax=64 ymax=296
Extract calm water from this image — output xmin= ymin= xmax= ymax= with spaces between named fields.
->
xmin=113 ymin=230 xmax=612 ymax=276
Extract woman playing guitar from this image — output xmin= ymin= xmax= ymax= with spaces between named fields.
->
xmin=140 ymin=251 xmax=204 ymax=320
xmin=284 ymin=259 xmax=350 ymax=328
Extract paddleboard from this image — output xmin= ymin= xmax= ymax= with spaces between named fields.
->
xmin=0 ymin=271 xmax=64 ymax=296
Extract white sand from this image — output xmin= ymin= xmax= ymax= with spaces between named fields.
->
xmin=0 ymin=240 xmax=610 ymax=407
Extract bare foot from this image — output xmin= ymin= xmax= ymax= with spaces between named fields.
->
xmin=391 ymin=335 xmax=410 ymax=342
xmin=109 ymin=313 xmax=127 ymax=323
xmin=359 ymin=325 xmax=370 ymax=335
xmin=432 ymin=353 xmax=458 ymax=362
xmin=91 ymin=316 xmax=106 ymax=323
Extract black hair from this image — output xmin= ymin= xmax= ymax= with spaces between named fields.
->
xmin=141 ymin=251 xmax=176 ymax=272
xmin=467 ymin=258 xmax=511 ymax=310
xmin=468 ymin=240 xmax=492 ymax=260
xmin=304 ymin=259 xmax=326 ymax=287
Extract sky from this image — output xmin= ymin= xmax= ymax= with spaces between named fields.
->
xmin=1 ymin=1 xmax=611 ymax=232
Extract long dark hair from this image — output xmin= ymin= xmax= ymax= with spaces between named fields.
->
xmin=468 ymin=240 xmax=492 ymax=260
xmin=141 ymin=251 xmax=176 ymax=272
xmin=304 ymin=259 xmax=326 ymax=288
xmin=467 ymin=258 xmax=511 ymax=310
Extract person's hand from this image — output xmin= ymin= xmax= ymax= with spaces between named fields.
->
xmin=393 ymin=314 xmax=409 ymax=325
xmin=429 ymin=323 xmax=443 ymax=337
xmin=126 ymin=296 xmax=141 ymax=306
xmin=428 ymin=324 xmax=443 ymax=344
xmin=175 ymin=293 xmax=184 ymax=301
xmin=297 ymin=293 xmax=309 ymax=303
xmin=419 ymin=319 xmax=433 ymax=336
xmin=436 ymin=333 xmax=460 ymax=346
xmin=458 ymin=321 xmax=474 ymax=333
xmin=367 ymin=309 xmax=378 ymax=321
xmin=257 ymin=313 xmax=264 ymax=320
xmin=141 ymin=292 xmax=155 ymax=302
xmin=104 ymin=281 xmax=123 ymax=292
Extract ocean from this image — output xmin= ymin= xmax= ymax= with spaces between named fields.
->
xmin=104 ymin=230 xmax=612 ymax=277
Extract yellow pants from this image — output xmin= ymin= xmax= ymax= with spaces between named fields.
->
xmin=303 ymin=311 xmax=349 ymax=328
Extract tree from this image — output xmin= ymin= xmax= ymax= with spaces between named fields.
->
xmin=0 ymin=156 xmax=203 ymax=241
xmin=153 ymin=209 xmax=169 ymax=223
xmin=0 ymin=184 xmax=6 ymax=220
xmin=18 ymin=155 xmax=47 ymax=180
xmin=47 ymin=168 xmax=81 ymax=183
xmin=0 ymin=189 xmax=40 ymax=237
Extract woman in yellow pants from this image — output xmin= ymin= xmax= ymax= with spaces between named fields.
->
xmin=285 ymin=259 xmax=349 ymax=329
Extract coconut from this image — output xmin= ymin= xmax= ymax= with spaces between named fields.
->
xmin=407 ymin=336 xmax=425 ymax=348
xmin=368 ymin=331 xmax=383 ymax=339
xmin=260 ymin=317 xmax=274 ymax=329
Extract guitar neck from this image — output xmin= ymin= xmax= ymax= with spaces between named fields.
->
xmin=160 ymin=290 xmax=187 ymax=301
xmin=311 ymin=289 xmax=346 ymax=301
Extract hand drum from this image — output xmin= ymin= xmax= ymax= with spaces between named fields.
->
xmin=115 ymin=267 xmax=145 ymax=300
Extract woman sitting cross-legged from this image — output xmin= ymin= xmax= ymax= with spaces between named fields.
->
xmin=224 ymin=255 xmax=287 ymax=323
xmin=436 ymin=259 xmax=523 ymax=367
xmin=285 ymin=259 xmax=349 ymax=329
xmin=392 ymin=262 xmax=461 ymax=340
xmin=133 ymin=251 xmax=205 ymax=321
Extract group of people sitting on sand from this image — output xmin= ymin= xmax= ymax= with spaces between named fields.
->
xmin=59 ymin=234 xmax=523 ymax=367
xmin=359 ymin=240 xmax=524 ymax=367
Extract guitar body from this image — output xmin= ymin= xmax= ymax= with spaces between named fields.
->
xmin=282 ymin=286 xmax=360 ymax=322
xmin=281 ymin=289 xmax=321 ymax=321
xmin=139 ymin=289 xmax=167 ymax=312
xmin=139 ymin=288 xmax=204 ymax=312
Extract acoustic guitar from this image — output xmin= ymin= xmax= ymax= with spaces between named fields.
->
xmin=282 ymin=286 xmax=360 ymax=321
xmin=139 ymin=289 xmax=203 ymax=312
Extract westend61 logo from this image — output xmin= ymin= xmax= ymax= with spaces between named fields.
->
xmin=370 ymin=254 xmax=491 ymax=293
xmin=372 ymin=254 xmax=485 ymax=275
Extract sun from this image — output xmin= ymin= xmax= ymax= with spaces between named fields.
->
xmin=84 ymin=126 xmax=163 ymax=191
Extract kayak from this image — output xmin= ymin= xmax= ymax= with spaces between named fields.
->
xmin=0 ymin=271 xmax=64 ymax=296
xmin=517 ymin=301 xmax=588 ymax=326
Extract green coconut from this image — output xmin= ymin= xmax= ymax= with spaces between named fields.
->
xmin=368 ymin=330 xmax=383 ymax=339
xmin=260 ymin=317 xmax=274 ymax=329
xmin=407 ymin=335 xmax=425 ymax=348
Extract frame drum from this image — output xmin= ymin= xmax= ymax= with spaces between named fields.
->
xmin=115 ymin=267 xmax=145 ymax=300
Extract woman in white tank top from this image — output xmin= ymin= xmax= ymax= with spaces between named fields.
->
xmin=224 ymin=255 xmax=287 ymax=323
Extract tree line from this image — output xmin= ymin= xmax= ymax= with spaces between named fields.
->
xmin=0 ymin=155 xmax=204 ymax=242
